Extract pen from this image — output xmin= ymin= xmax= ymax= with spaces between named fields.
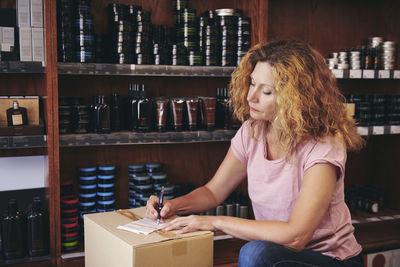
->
xmin=156 ymin=186 xmax=165 ymax=225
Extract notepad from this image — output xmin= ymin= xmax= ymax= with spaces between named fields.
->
xmin=117 ymin=218 xmax=164 ymax=235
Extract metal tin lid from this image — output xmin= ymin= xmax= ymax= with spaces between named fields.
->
xmin=151 ymin=172 xmax=167 ymax=179
xmin=215 ymin=8 xmax=242 ymax=17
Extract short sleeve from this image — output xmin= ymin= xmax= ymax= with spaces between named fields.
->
xmin=231 ymin=121 xmax=250 ymax=164
xmin=303 ymin=136 xmax=347 ymax=181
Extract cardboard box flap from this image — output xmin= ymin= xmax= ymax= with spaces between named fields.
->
xmin=84 ymin=207 xmax=213 ymax=248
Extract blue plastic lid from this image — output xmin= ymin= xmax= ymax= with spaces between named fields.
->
xmin=97 ymin=208 xmax=115 ymax=213
xmin=80 ymin=184 xmax=96 ymax=189
xmin=128 ymin=164 xmax=145 ymax=171
xmin=97 ymin=199 xmax=115 ymax=205
xmin=97 ymin=191 xmax=114 ymax=197
xmin=97 ymin=175 xmax=115 ymax=180
xmin=79 ymin=176 xmax=97 ymax=181
xmin=98 ymin=166 xmax=116 ymax=171
xmin=79 ymin=167 xmax=96 ymax=172
xmin=79 ymin=201 xmax=96 ymax=207
xmin=97 ymin=183 xmax=115 ymax=188
xmin=79 ymin=193 xmax=96 ymax=198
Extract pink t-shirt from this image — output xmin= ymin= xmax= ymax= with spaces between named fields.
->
xmin=231 ymin=121 xmax=362 ymax=260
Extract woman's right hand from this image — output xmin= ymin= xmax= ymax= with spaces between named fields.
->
xmin=145 ymin=195 xmax=174 ymax=223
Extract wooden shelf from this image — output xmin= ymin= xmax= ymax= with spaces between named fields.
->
xmin=58 ymin=63 xmax=236 ymax=77
xmin=0 ymin=255 xmax=51 ymax=266
xmin=0 ymin=61 xmax=45 ymax=74
xmin=59 ymin=130 xmax=236 ymax=147
xmin=0 ymin=135 xmax=47 ymax=149
xmin=332 ymin=69 xmax=400 ymax=80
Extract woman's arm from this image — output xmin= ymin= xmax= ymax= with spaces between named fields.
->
xmin=163 ymin=162 xmax=338 ymax=252
xmin=145 ymin=146 xmax=248 ymax=220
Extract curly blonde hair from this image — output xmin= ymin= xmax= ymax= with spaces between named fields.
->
xmin=229 ymin=40 xmax=364 ymax=155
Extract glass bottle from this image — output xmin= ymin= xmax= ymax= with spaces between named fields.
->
xmin=89 ymin=95 xmax=101 ymax=133
xmin=2 ymin=199 xmax=25 ymax=259
xmin=27 ymin=197 xmax=48 ymax=257
xmin=110 ymin=93 xmax=122 ymax=131
xmin=96 ymin=95 xmax=111 ymax=133
xmin=137 ymin=84 xmax=153 ymax=132
xmin=6 ymin=100 xmax=28 ymax=126
xmin=127 ymin=84 xmax=140 ymax=131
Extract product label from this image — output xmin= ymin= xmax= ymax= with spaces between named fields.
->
xmin=12 ymin=114 xmax=23 ymax=125
xmin=394 ymin=71 xmax=400 ymax=79
xmin=357 ymin=126 xmax=369 ymax=136
xmin=332 ymin=69 xmax=344 ymax=79
xmin=378 ymin=70 xmax=390 ymax=79
xmin=372 ymin=126 xmax=384 ymax=135
xmin=390 ymin=125 xmax=400 ymax=134
xmin=363 ymin=70 xmax=376 ymax=79
xmin=349 ymin=70 xmax=362 ymax=79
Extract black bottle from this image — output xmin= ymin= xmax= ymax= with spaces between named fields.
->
xmin=96 ymin=95 xmax=111 ymax=133
xmin=89 ymin=95 xmax=101 ymax=133
xmin=2 ymin=199 xmax=25 ymax=260
xmin=6 ymin=100 xmax=28 ymax=126
xmin=110 ymin=93 xmax=122 ymax=131
xmin=127 ymin=84 xmax=140 ymax=131
xmin=27 ymin=197 xmax=48 ymax=257
xmin=137 ymin=84 xmax=153 ymax=132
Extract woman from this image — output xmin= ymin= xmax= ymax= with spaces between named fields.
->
xmin=146 ymin=40 xmax=365 ymax=267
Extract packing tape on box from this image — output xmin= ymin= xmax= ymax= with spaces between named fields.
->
xmin=115 ymin=209 xmax=179 ymax=239
xmin=172 ymin=239 xmax=188 ymax=256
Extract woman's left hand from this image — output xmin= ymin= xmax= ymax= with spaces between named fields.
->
xmin=162 ymin=215 xmax=217 ymax=234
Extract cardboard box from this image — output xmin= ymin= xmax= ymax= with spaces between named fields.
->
xmin=84 ymin=207 xmax=214 ymax=267
xmin=17 ymin=0 xmax=31 ymax=28
xmin=31 ymin=27 xmax=44 ymax=62
xmin=0 ymin=96 xmax=40 ymax=126
xmin=19 ymin=27 xmax=32 ymax=61
xmin=30 ymin=0 xmax=43 ymax=28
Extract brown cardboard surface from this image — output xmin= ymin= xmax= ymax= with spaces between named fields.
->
xmin=85 ymin=207 xmax=213 ymax=267
xmin=0 ymin=97 xmax=39 ymax=126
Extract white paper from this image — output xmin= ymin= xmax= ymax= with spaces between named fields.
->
xmin=117 ymin=218 xmax=164 ymax=235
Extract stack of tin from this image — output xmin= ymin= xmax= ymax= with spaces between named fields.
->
xmin=173 ymin=0 xmax=188 ymax=26
xmin=387 ymin=96 xmax=400 ymax=125
xmin=128 ymin=164 xmax=152 ymax=208
xmin=216 ymin=9 xmax=239 ymax=66
xmin=200 ymin=11 xmax=219 ymax=66
xmin=57 ymin=0 xmax=75 ymax=62
xmin=349 ymin=50 xmax=361 ymax=70
xmin=176 ymin=8 xmax=201 ymax=65
xmin=381 ymin=41 xmax=396 ymax=70
xmin=59 ymin=98 xmax=73 ymax=134
xmin=134 ymin=9 xmax=152 ymax=64
xmin=236 ymin=17 xmax=251 ymax=65
xmin=108 ymin=4 xmax=134 ymax=64
xmin=152 ymin=25 xmax=171 ymax=65
xmin=75 ymin=0 xmax=95 ymax=63
xmin=78 ymin=167 xmax=97 ymax=225
xmin=97 ymin=165 xmax=116 ymax=212
xmin=60 ymin=181 xmax=80 ymax=252
xmin=71 ymin=102 xmax=90 ymax=134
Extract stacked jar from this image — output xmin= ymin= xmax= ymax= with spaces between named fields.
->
xmin=236 ymin=17 xmax=251 ymax=65
xmin=146 ymin=163 xmax=176 ymax=202
xmin=387 ymin=96 xmax=400 ymax=125
xmin=369 ymin=95 xmax=386 ymax=126
xmin=72 ymin=102 xmax=90 ymax=134
xmin=152 ymin=25 xmax=171 ymax=65
xmin=134 ymin=9 xmax=152 ymax=64
xmin=57 ymin=0 xmax=75 ymax=62
xmin=75 ymin=0 xmax=95 ymax=63
xmin=60 ymin=181 xmax=80 ymax=252
xmin=202 ymin=12 xmax=218 ymax=66
xmin=176 ymin=8 xmax=201 ymax=65
xmin=59 ymin=97 xmax=73 ymax=134
xmin=78 ymin=167 xmax=97 ymax=230
xmin=173 ymin=0 xmax=188 ymax=26
xmin=215 ymin=9 xmax=240 ymax=66
xmin=97 ymin=165 xmax=116 ymax=212
xmin=108 ymin=4 xmax=134 ymax=64
xmin=381 ymin=41 xmax=396 ymax=70
xmin=128 ymin=164 xmax=152 ymax=208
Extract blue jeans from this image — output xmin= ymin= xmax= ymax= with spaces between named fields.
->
xmin=238 ymin=241 xmax=364 ymax=267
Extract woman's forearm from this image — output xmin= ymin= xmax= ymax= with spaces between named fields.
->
xmin=169 ymin=185 xmax=219 ymax=215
